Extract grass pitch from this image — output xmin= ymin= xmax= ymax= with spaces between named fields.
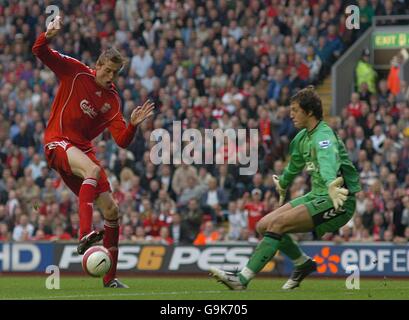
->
xmin=0 ymin=275 xmax=408 ymax=300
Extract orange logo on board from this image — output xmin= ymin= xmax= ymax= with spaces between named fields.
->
xmin=313 ymin=246 xmax=340 ymax=273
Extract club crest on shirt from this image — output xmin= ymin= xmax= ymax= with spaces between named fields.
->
xmin=305 ymin=161 xmax=316 ymax=173
xmin=80 ymin=99 xmax=98 ymax=119
xmin=101 ymin=103 xmax=111 ymax=113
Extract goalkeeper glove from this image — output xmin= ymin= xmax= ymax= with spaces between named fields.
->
xmin=273 ymin=175 xmax=287 ymax=206
xmin=328 ymin=177 xmax=349 ymax=211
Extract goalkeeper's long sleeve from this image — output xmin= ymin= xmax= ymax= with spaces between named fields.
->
xmin=279 ymin=132 xmax=306 ymax=190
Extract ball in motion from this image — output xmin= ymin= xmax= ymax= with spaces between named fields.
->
xmin=82 ymin=246 xmax=112 ymax=277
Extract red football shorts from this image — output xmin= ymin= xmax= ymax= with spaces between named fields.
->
xmin=44 ymin=141 xmax=111 ymax=196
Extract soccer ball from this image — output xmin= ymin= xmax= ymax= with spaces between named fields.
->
xmin=82 ymin=246 xmax=112 ymax=277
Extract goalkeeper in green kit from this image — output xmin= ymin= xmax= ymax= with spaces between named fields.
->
xmin=210 ymin=86 xmax=361 ymax=290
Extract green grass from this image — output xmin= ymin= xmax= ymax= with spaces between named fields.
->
xmin=0 ymin=276 xmax=408 ymax=300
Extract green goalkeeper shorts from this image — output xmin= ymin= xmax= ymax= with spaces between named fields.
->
xmin=290 ymin=192 xmax=356 ymax=238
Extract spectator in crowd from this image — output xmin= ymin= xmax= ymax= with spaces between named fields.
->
xmin=179 ymin=198 xmax=204 ymax=242
xmin=168 ymin=213 xmax=191 ymax=245
xmin=227 ymin=200 xmax=248 ymax=241
xmin=370 ymin=124 xmax=386 ymax=154
xmin=134 ymin=226 xmax=147 ymax=243
xmin=12 ymin=214 xmax=34 ymax=241
xmin=50 ymin=225 xmax=72 ymax=241
xmin=371 ymin=212 xmax=386 ymax=241
xmin=193 ymin=220 xmax=221 ymax=245
xmin=154 ymin=226 xmax=174 ymax=245
xmin=33 ymin=214 xmax=53 ymax=238
xmin=355 ymin=48 xmax=377 ymax=94
xmin=346 ymin=92 xmax=365 ymax=119
xmin=394 ymin=195 xmax=409 ymax=237
xmin=0 ymin=222 xmax=10 ymax=241
xmin=350 ymin=215 xmax=367 ymax=241
xmin=244 ymin=188 xmax=265 ymax=239
xmin=178 ymin=175 xmax=205 ymax=207
xmin=172 ymin=163 xmax=198 ymax=197
xmin=143 ymin=212 xmax=166 ymax=238
xmin=394 ymin=226 xmax=409 ymax=243
xmin=113 ymin=149 xmax=136 ymax=178
xmin=201 ymin=176 xmax=228 ymax=211
xmin=120 ymin=224 xmax=138 ymax=242
xmin=65 ymin=213 xmax=80 ymax=239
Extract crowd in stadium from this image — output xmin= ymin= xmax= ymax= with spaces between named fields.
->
xmin=0 ymin=0 xmax=408 ymax=245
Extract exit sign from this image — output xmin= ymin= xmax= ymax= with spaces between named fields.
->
xmin=373 ymin=32 xmax=409 ymax=48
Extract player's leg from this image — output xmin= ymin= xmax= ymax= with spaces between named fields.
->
xmin=278 ymin=234 xmax=317 ymax=289
xmin=45 ymin=143 xmax=104 ymax=254
xmin=257 ymin=203 xmax=311 ymax=270
xmin=66 ymin=146 xmax=103 ymax=247
xmin=257 ymin=220 xmax=315 ymax=289
xmin=95 ymin=191 xmax=128 ymax=288
xmin=281 ymin=194 xmax=356 ymax=289
xmin=210 ymin=204 xmax=314 ymax=289
xmin=239 ymin=205 xmax=313 ymax=285
xmin=310 ymin=194 xmax=356 ymax=239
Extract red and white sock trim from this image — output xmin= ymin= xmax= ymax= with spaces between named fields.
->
xmin=82 ymin=178 xmax=97 ymax=187
xmin=104 ymin=219 xmax=119 ymax=228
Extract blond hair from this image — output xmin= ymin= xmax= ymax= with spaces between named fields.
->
xmin=120 ymin=167 xmax=135 ymax=182
xmin=96 ymin=47 xmax=127 ymax=67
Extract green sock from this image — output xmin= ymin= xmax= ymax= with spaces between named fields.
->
xmin=278 ymin=234 xmax=303 ymax=260
xmin=278 ymin=234 xmax=309 ymax=266
xmin=240 ymin=232 xmax=282 ymax=285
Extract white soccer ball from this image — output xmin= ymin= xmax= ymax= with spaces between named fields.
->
xmin=82 ymin=246 xmax=112 ymax=277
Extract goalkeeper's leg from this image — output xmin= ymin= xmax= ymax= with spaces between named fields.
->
xmin=279 ymin=234 xmax=317 ymax=289
xmin=279 ymin=193 xmax=357 ymax=289
xmin=211 ymin=204 xmax=314 ymax=289
xmin=256 ymin=204 xmax=315 ymax=289
xmin=256 ymin=204 xmax=311 ymax=267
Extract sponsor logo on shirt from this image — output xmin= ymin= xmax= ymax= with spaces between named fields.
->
xmin=318 ymin=140 xmax=331 ymax=149
xmin=80 ymin=99 xmax=98 ymax=119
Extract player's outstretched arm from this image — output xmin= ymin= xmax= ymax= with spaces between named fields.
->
xmin=32 ymin=14 xmax=84 ymax=78
xmin=108 ymin=100 xmax=155 ymax=148
xmin=130 ymin=100 xmax=155 ymax=127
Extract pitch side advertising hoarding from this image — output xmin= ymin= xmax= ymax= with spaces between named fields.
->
xmin=0 ymin=242 xmax=408 ymax=276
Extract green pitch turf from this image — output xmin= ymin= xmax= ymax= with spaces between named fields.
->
xmin=0 ymin=276 xmax=408 ymax=300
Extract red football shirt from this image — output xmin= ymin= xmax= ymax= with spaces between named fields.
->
xmin=32 ymin=32 xmax=137 ymax=152
xmin=244 ymin=202 xmax=265 ymax=233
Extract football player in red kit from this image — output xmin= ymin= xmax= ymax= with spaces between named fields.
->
xmin=32 ymin=16 xmax=155 ymax=288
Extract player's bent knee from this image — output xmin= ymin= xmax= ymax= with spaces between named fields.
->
xmin=104 ymin=203 xmax=119 ymax=221
xmin=86 ymin=165 xmax=101 ymax=179
xmin=256 ymin=220 xmax=266 ymax=235
xmin=266 ymin=214 xmax=287 ymax=234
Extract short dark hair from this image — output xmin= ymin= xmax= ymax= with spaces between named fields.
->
xmin=96 ymin=47 xmax=126 ymax=67
xmin=290 ymin=86 xmax=323 ymax=120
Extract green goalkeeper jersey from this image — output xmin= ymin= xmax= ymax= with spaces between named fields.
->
xmin=279 ymin=121 xmax=361 ymax=196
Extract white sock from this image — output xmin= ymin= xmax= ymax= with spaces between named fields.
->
xmin=240 ymin=267 xmax=255 ymax=281
xmin=293 ymin=253 xmax=310 ymax=267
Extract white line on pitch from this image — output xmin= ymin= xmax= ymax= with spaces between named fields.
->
xmin=17 ymin=290 xmax=239 ymax=300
